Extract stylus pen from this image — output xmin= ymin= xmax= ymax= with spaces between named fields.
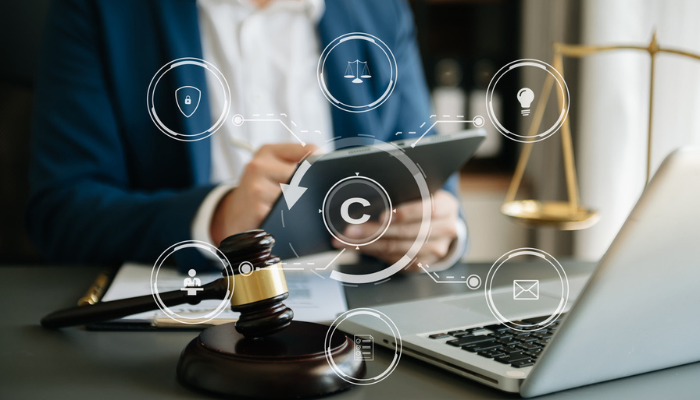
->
xmin=77 ymin=270 xmax=113 ymax=306
xmin=229 ymin=136 xmax=255 ymax=153
xmin=42 ymin=277 xmax=229 ymax=329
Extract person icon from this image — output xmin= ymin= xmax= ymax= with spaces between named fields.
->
xmin=181 ymin=269 xmax=203 ymax=296
xmin=183 ymin=269 xmax=201 ymax=287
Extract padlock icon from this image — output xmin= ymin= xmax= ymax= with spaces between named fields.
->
xmin=184 ymin=95 xmax=191 ymax=105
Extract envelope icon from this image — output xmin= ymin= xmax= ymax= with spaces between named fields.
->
xmin=513 ymin=280 xmax=539 ymax=300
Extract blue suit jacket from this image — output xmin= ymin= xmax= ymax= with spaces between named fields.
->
xmin=28 ymin=0 xmax=456 ymax=268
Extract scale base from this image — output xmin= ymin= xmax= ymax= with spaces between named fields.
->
xmin=177 ymin=321 xmax=365 ymax=399
xmin=501 ymin=200 xmax=599 ymax=230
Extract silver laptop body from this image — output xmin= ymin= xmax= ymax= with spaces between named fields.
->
xmin=341 ymin=147 xmax=700 ymax=396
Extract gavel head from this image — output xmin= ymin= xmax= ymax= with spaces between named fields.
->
xmin=219 ymin=229 xmax=293 ymax=338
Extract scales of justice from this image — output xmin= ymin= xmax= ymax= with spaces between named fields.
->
xmin=344 ymin=60 xmax=371 ymax=83
xmin=502 ymin=30 xmax=700 ymax=231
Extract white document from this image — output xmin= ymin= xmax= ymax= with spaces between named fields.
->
xmin=101 ymin=251 xmax=351 ymax=327
xmin=353 ymin=334 xmax=375 ymax=361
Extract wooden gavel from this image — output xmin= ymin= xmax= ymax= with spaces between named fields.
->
xmin=42 ymin=229 xmax=294 ymax=338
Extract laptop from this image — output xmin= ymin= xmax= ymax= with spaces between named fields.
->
xmin=341 ymin=147 xmax=700 ymax=397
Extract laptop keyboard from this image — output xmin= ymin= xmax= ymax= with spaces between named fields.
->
xmin=429 ymin=314 xmax=566 ymax=369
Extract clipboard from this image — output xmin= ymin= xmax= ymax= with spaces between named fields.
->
xmin=81 ymin=253 xmax=352 ymax=331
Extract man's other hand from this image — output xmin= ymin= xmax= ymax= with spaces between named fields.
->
xmin=210 ymin=143 xmax=315 ymax=245
xmin=332 ymin=190 xmax=460 ymax=271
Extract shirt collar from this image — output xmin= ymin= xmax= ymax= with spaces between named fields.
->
xmin=304 ymin=0 xmax=325 ymax=23
xmin=236 ymin=0 xmax=325 ymax=22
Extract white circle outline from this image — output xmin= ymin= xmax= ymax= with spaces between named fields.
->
xmin=317 ymin=33 xmax=398 ymax=113
xmin=147 ymin=57 xmax=231 ymax=142
xmin=282 ymin=137 xmax=431 ymax=284
xmin=150 ymin=240 xmax=234 ymax=325
xmin=485 ymin=59 xmax=570 ymax=143
xmin=324 ymin=308 xmax=402 ymax=385
xmin=466 ymin=274 xmax=482 ymax=290
xmin=231 ymin=114 xmax=244 ymax=126
xmin=238 ymin=261 xmax=254 ymax=276
xmin=321 ymin=175 xmax=393 ymax=247
xmin=484 ymin=247 xmax=569 ymax=332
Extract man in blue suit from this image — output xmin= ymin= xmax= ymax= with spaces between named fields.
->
xmin=28 ymin=0 xmax=466 ymax=270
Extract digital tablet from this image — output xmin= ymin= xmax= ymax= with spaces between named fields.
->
xmin=260 ymin=129 xmax=486 ymax=260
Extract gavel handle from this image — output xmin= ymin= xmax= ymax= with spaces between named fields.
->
xmin=41 ymin=278 xmax=229 ymax=329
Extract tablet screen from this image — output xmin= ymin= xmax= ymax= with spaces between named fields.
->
xmin=261 ymin=129 xmax=485 ymax=262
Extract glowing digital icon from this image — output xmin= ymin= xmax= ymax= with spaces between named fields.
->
xmin=175 ymin=86 xmax=201 ymax=118
xmin=181 ymin=269 xmax=204 ymax=296
xmin=274 ymin=137 xmax=431 ymax=284
xmin=231 ymin=114 xmax=245 ymax=126
xmin=322 ymin=175 xmax=393 ymax=249
xmin=326 ymin=308 xmax=401 ymax=384
xmin=152 ymin=240 xmax=234 ymax=324
xmin=466 ymin=274 xmax=482 ymax=290
xmin=353 ymin=334 xmax=374 ymax=361
xmin=344 ymin=60 xmax=371 ymax=84
xmin=318 ymin=33 xmax=397 ymax=113
xmin=486 ymin=59 xmax=569 ymax=143
xmin=513 ymin=279 xmax=539 ymax=300
xmin=517 ymin=88 xmax=535 ymax=116
xmin=486 ymin=248 xmax=568 ymax=331
xmin=341 ymin=197 xmax=371 ymax=225
xmin=280 ymin=160 xmax=311 ymax=210
xmin=238 ymin=261 xmax=254 ymax=277
xmin=148 ymin=58 xmax=230 ymax=141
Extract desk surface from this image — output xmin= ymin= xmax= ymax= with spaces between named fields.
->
xmin=2 ymin=262 xmax=698 ymax=399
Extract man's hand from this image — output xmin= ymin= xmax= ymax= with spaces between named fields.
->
xmin=210 ymin=143 xmax=315 ymax=245
xmin=332 ymin=190 xmax=460 ymax=271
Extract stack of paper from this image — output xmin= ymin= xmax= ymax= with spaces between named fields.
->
xmin=101 ymin=251 xmax=353 ymax=327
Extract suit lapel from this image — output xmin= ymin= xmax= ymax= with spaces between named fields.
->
xmin=151 ymin=0 xmax=391 ymax=181
xmin=317 ymin=1 xmax=379 ymax=144
xmin=152 ymin=0 xmax=211 ymax=185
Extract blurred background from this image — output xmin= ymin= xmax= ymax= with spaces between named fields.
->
xmin=2 ymin=0 xmax=699 ymax=265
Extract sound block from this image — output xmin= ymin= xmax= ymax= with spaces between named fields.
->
xmin=177 ymin=321 xmax=366 ymax=398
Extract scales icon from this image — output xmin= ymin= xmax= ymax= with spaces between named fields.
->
xmin=344 ymin=60 xmax=371 ymax=84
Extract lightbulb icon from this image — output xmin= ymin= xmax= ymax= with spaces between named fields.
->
xmin=517 ymin=88 xmax=535 ymax=116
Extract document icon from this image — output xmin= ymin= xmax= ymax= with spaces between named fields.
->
xmin=354 ymin=334 xmax=374 ymax=361
xmin=513 ymin=280 xmax=539 ymax=300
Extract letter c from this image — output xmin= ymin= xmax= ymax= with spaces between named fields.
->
xmin=341 ymin=197 xmax=371 ymax=225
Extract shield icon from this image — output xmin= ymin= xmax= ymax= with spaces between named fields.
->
xmin=175 ymin=86 xmax=201 ymax=118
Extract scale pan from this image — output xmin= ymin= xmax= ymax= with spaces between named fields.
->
xmin=501 ymin=200 xmax=599 ymax=230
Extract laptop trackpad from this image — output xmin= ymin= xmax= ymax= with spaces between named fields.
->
xmin=442 ymin=282 xmax=566 ymax=323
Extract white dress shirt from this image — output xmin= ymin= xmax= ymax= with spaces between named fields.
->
xmin=192 ymin=0 xmax=465 ymax=269
xmin=192 ymin=0 xmax=332 ymax=247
